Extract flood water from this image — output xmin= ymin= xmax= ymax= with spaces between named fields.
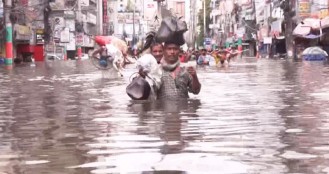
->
xmin=1 ymin=58 xmax=329 ymax=174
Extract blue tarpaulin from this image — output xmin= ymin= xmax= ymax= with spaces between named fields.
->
xmin=303 ymin=54 xmax=327 ymax=61
xmin=302 ymin=34 xmax=323 ymax=39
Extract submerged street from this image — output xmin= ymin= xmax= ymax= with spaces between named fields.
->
xmin=1 ymin=58 xmax=329 ymax=174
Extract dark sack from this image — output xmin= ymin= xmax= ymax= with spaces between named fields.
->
xmin=156 ymin=19 xmax=175 ymax=43
xmin=156 ymin=17 xmax=188 ymax=43
xmin=176 ymin=17 xmax=188 ymax=34
xmin=126 ymin=76 xmax=151 ymax=100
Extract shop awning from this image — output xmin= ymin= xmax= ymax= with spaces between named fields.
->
xmin=301 ymin=34 xmax=323 ymax=39
xmin=321 ymin=16 xmax=329 ymax=29
xmin=293 ymin=18 xmax=322 ymax=36
xmin=293 ymin=23 xmax=311 ymax=36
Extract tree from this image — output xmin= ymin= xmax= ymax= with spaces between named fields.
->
xmin=197 ymin=0 xmax=211 ymax=47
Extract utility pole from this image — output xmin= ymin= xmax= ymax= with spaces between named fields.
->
xmin=4 ymin=0 xmax=13 ymax=68
xmin=191 ymin=0 xmax=196 ymax=49
xmin=132 ymin=0 xmax=135 ymax=48
xmin=285 ymin=0 xmax=295 ymax=59
xmin=77 ymin=0 xmax=82 ymax=59
xmin=203 ymin=0 xmax=206 ymax=37
xmin=157 ymin=0 xmax=161 ymax=19
xmin=97 ymin=0 xmax=103 ymax=35
xmin=267 ymin=0 xmax=273 ymax=57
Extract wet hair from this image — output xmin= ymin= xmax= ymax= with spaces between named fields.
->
xmin=163 ymin=31 xmax=186 ymax=46
xmin=150 ymin=42 xmax=163 ymax=51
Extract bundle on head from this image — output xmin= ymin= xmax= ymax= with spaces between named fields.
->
xmin=138 ymin=31 xmax=157 ymax=55
xmin=94 ymin=36 xmax=128 ymax=57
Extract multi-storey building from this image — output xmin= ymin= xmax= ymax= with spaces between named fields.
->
xmin=210 ymin=0 xmax=239 ymax=49
xmin=46 ymin=0 xmax=97 ymax=59
xmin=1 ymin=0 xmax=116 ymax=62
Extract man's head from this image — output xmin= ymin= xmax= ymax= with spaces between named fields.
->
xmin=201 ymin=49 xmax=207 ymax=55
xmin=163 ymin=43 xmax=180 ymax=64
xmin=150 ymin=43 xmax=164 ymax=63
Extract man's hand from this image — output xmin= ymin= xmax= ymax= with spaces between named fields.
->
xmin=187 ymin=66 xmax=197 ymax=78
xmin=138 ymin=68 xmax=147 ymax=78
xmin=187 ymin=66 xmax=201 ymax=94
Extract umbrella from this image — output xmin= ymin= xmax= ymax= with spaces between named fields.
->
xmin=302 ymin=46 xmax=328 ymax=56
xmin=302 ymin=46 xmax=328 ymax=61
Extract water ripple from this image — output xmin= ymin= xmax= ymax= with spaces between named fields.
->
xmin=1 ymin=59 xmax=329 ymax=173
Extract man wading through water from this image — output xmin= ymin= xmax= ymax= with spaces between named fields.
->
xmin=127 ymin=17 xmax=201 ymax=100
xmin=157 ymin=33 xmax=201 ymax=100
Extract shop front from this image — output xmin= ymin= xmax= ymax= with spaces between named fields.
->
xmin=34 ymin=29 xmax=45 ymax=61
xmin=15 ymin=24 xmax=33 ymax=62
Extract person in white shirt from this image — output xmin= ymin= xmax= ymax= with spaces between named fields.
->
xmin=197 ymin=48 xmax=215 ymax=65
xmin=135 ymin=43 xmax=164 ymax=100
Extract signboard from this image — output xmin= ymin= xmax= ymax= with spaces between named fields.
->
xmin=103 ymin=0 xmax=108 ymax=34
xmin=83 ymin=35 xmax=94 ymax=47
xmin=87 ymin=13 xmax=97 ymax=25
xmin=236 ymin=28 xmax=245 ymax=38
xmin=64 ymin=11 xmax=75 ymax=19
xmin=76 ymin=33 xmax=84 ymax=46
xmin=36 ymin=29 xmax=44 ymax=44
xmin=80 ymin=0 xmax=89 ymax=6
xmin=204 ymin=38 xmax=211 ymax=46
xmin=319 ymin=10 xmax=328 ymax=19
xmin=15 ymin=24 xmax=31 ymax=40
xmin=66 ymin=32 xmax=76 ymax=50
xmin=65 ymin=19 xmax=75 ymax=31
xmin=299 ymin=0 xmax=310 ymax=17
xmin=0 ymin=0 xmax=3 ymax=18
xmin=60 ymin=27 xmax=70 ymax=43
xmin=49 ymin=0 xmax=65 ymax=11
xmin=263 ymin=37 xmax=272 ymax=44
xmin=53 ymin=17 xmax=65 ymax=29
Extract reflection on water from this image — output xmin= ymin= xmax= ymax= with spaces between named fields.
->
xmin=1 ymin=59 xmax=329 ymax=173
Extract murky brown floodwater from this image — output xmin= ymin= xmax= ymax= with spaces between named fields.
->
xmin=1 ymin=58 xmax=329 ymax=174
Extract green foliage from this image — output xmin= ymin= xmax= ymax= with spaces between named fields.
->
xmin=197 ymin=0 xmax=212 ymax=46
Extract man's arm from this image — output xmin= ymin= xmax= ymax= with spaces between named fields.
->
xmin=187 ymin=67 xmax=201 ymax=94
xmin=197 ymin=56 xmax=203 ymax=65
xmin=91 ymin=48 xmax=102 ymax=58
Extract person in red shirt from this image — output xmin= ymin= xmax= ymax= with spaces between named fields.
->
xmin=225 ymin=45 xmax=238 ymax=63
xmin=179 ymin=51 xmax=187 ymax=63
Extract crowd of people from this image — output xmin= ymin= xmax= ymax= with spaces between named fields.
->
xmin=91 ymin=16 xmax=243 ymax=101
xmin=173 ymin=45 xmax=240 ymax=66
xmin=92 ymin=40 xmax=242 ymax=101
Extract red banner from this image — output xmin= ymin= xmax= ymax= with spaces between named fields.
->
xmin=103 ymin=0 xmax=108 ymax=35
xmin=299 ymin=0 xmax=310 ymax=18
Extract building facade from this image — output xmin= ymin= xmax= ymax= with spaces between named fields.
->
xmin=46 ymin=0 xmax=97 ymax=59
